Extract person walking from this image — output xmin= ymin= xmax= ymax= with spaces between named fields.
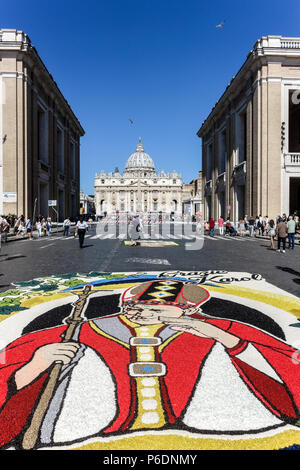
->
xmin=258 ymin=215 xmax=264 ymax=235
xmin=14 ymin=215 xmax=22 ymax=234
xmin=76 ymin=216 xmax=88 ymax=248
xmin=196 ymin=218 xmax=202 ymax=234
xmin=16 ymin=216 xmax=25 ymax=237
xmin=63 ymin=217 xmax=71 ymax=237
xmin=263 ymin=216 xmax=269 ymax=235
xmin=287 ymin=215 xmax=296 ymax=250
xmin=218 ymin=216 xmax=224 ymax=236
xmin=129 ymin=215 xmax=141 ymax=246
xmin=46 ymin=217 xmax=52 ymax=237
xmin=238 ymin=219 xmax=246 ymax=237
xmin=276 ymin=217 xmax=288 ymax=253
xmin=208 ymin=217 xmax=215 ymax=237
xmin=225 ymin=218 xmax=231 ymax=236
xmin=0 ymin=217 xmax=10 ymax=243
xmin=41 ymin=218 xmax=47 ymax=236
xmin=248 ymin=216 xmax=255 ymax=237
xmin=36 ymin=219 xmax=42 ymax=238
xmin=267 ymin=219 xmax=276 ymax=250
xmin=25 ymin=218 xmax=32 ymax=240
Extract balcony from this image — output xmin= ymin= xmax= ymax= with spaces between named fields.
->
xmin=232 ymin=161 xmax=246 ymax=184
xmin=204 ymin=180 xmax=212 ymax=196
xmin=216 ymin=172 xmax=226 ymax=190
xmin=284 ymin=153 xmax=300 ymax=173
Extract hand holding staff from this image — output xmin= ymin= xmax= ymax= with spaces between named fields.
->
xmin=21 ymin=285 xmax=92 ymax=450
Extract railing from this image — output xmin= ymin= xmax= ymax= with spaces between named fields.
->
xmin=281 ymin=40 xmax=300 ymax=49
xmin=216 ymin=172 xmax=226 ymax=184
xmin=285 ymin=153 xmax=300 ymax=165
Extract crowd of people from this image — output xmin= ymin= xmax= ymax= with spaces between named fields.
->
xmin=12 ymin=215 xmax=54 ymax=239
xmin=0 ymin=215 xmax=73 ymax=242
xmin=0 ymin=211 xmax=299 ymax=253
xmin=0 ymin=213 xmax=94 ymax=250
xmin=203 ymin=213 xmax=300 ymax=252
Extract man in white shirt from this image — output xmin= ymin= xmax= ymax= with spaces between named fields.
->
xmin=63 ymin=217 xmax=71 ymax=237
xmin=76 ymin=216 xmax=88 ymax=248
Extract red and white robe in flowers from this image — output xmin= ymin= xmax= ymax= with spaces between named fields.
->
xmin=0 ymin=313 xmax=299 ymax=448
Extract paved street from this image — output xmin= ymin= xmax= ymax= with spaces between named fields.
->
xmin=0 ymin=226 xmax=299 ymax=451
xmin=1 ymin=224 xmax=299 ymax=297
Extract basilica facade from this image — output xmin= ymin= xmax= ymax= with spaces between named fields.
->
xmin=94 ymin=139 xmax=183 ymax=218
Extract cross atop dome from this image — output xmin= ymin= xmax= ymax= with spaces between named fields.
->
xmin=125 ymin=137 xmax=155 ymax=172
xmin=136 ymin=137 xmax=144 ymax=153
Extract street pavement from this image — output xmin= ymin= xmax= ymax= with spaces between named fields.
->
xmin=0 ymin=223 xmax=299 ymax=297
xmin=0 ymin=223 xmax=299 ymax=452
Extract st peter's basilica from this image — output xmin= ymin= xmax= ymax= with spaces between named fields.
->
xmin=94 ymin=138 xmax=184 ymax=218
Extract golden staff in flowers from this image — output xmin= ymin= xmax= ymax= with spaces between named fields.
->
xmin=21 ymin=284 xmax=93 ymax=450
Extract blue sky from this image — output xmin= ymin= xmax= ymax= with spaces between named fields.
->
xmin=2 ymin=0 xmax=300 ymax=193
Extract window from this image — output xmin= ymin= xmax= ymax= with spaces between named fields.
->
xmin=70 ymin=141 xmax=76 ymax=180
xmin=37 ymin=106 xmax=48 ymax=163
xmin=173 ymin=179 xmax=177 ymax=184
xmin=218 ymin=129 xmax=226 ymax=174
xmin=206 ymin=143 xmax=212 ymax=181
xmin=289 ymin=90 xmax=300 ymax=152
xmin=236 ymin=111 xmax=247 ymax=164
xmin=56 ymin=126 xmax=64 ymax=173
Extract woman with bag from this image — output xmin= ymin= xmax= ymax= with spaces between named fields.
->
xmin=267 ymin=219 xmax=276 ymax=250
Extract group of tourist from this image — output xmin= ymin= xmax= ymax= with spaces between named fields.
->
xmin=13 ymin=215 xmax=53 ymax=239
xmin=203 ymin=213 xmax=300 ymax=252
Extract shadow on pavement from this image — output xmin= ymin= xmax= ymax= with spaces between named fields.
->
xmin=3 ymin=255 xmax=26 ymax=261
xmin=276 ymin=266 xmax=300 ymax=285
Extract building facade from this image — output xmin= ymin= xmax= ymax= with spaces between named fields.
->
xmin=197 ymin=35 xmax=300 ymax=222
xmin=94 ymin=138 xmax=183 ymax=218
xmin=0 ymin=29 xmax=85 ymax=221
xmin=182 ymin=171 xmax=203 ymax=217
xmin=80 ymin=191 xmax=95 ymax=216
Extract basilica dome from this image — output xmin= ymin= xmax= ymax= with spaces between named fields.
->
xmin=125 ymin=138 xmax=155 ymax=171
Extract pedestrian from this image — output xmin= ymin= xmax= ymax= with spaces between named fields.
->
xmin=16 ymin=216 xmax=25 ymax=237
xmin=46 ymin=217 xmax=52 ymax=236
xmin=14 ymin=216 xmax=22 ymax=234
xmin=231 ymin=221 xmax=237 ymax=236
xmin=267 ymin=219 xmax=276 ymax=250
xmin=208 ymin=217 xmax=215 ymax=237
xmin=0 ymin=217 xmax=9 ymax=243
xmin=287 ymin=215 xmax=296 ymax=250
xmin=41 ymin=218 xmax=47 ymax=236
xmin=248 ymin=216 xmax=255 ymax=237
xmin=225 ymin=218 xmax=231 ymax=236
xmin=76 ymin=216 xmax=88 ymax=248
xmin=238 ymin=219 xmax=246 ymax=237
xmin=63 ymin=217 xmax=71 ymax=237
xmin=36 ymin=218 xmax=42 ymax=238
xmin=218 ymin=216 xmax=224 ymax=236
xmin=196 ymin=218 xmax=202 ymax=234
xmin=276 ymin=217 xmax=288 ymax=253
xmin=296 ymin=216 xmax=300 ymax=236
xmin=25 ymin=217 xmax=32 ymax=240
xmin=258 ymin=215 xmax=264 ymax=235
xmin=129 ymin=215 xmax=141 ymax=246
